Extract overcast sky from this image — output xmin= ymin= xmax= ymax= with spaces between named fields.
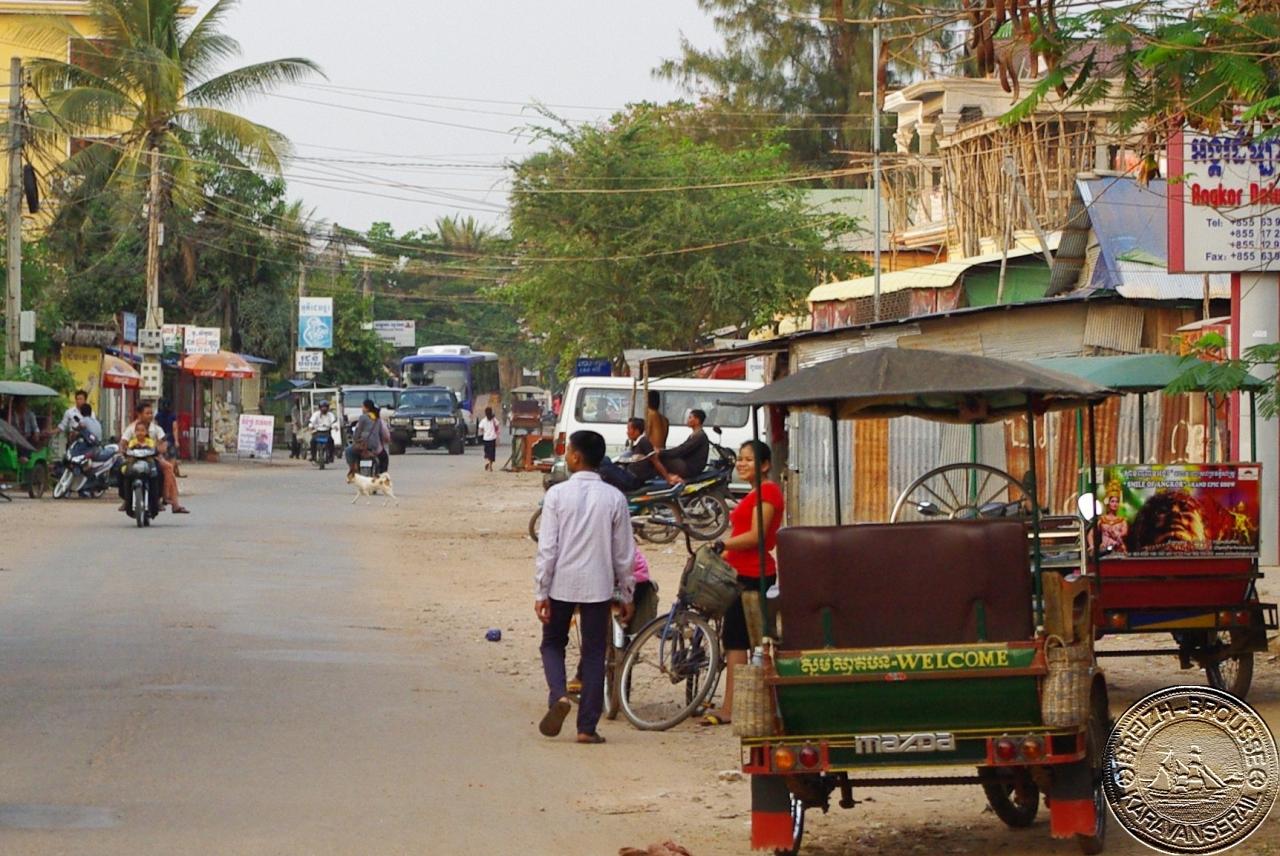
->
xmin=204 ymin=1 xmax=720 ymax=235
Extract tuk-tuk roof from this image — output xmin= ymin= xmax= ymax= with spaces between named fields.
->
xmin=1030 ymin=354 xmax=1269 ymax=393
xmin=511 ymin=385 xmax=547 ymax=394
xmin=0 ymin=417 xmax=36 ymax=452
xmin=738 ymin=347 xmax=1113 ymax=423
xmin=0 ymin=380 xmax=60 ymax=397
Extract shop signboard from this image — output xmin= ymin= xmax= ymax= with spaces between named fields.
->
xmin=60 ymin=345 xmax=103 ymax=412
xmin=373 ymin=320 xmax=415 ymax=347
xmin=1169 ymin=128 xmax=1280 ymax=272
xmin=236 ymin=414 xmax=275 ymax=460
xmin=121 ymin=311 xmax=138 ymax=344
xmin=575 ymin=358 xmax=612 ymax=377
xmin=183 ymin=326 xmax=221 ymax=355
xmin=298 ymin=297 xmax=334 ymax=349
xmin=295 ymin=350 xmax=324 ymax=374
xmin=161 ymin=324 xmax=183 ymax=354
xmin=1096 ymin=463 xmax=1261 ymax=558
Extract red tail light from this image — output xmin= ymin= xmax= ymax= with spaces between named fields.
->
xmin=554 ymin=432 xmax=566 ymax=457
xmin=798 ymin=746 xmax=820 ymax=768
xmin=773 ymin=748 xmax=796 ymax=772
xmin=995 ymin=739 xmax=1017 ymax=761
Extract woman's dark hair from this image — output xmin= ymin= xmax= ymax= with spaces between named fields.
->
xmin=739 ymin=440 xmax=772 ymax=466
xmin=363 ymin=398 xmax=375 ymax=411
xmin=484 ymin=407 xmax=494 ymax=419
xmin=569 ymin=430 xmax=606 ymax=469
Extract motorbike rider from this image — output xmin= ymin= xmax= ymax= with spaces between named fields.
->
xmin=118 ymin=401 xmax=188 ymax=515
xmin=121 ymin=420 xmax=162 ymax=520
xmin=344 ymin=399 xmax=383 ymax=477
xmin=655 ymin=409 xmax=710 ymax=484
xmin=307 ymin=400 xmax=339 ymax=462
xmin=57 ymin=390 xmax=92 ymax=436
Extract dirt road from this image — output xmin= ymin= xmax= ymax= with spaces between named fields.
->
xmin=1 ymin=453 xmax=1277 ymax=854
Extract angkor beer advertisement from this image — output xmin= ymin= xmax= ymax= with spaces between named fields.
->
xmin=1098 ymin=464 xmax=1261 ymax=558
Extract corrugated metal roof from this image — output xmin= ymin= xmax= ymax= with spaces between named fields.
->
xmin=809 ymin=233 xmax=1061 ymax=303
xmin=1048 ymin=176 xmax=1231 ymax=299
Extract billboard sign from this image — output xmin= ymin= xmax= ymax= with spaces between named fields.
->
xmin=236 ymin=414 xmax=275 ymax=460
xmin=299 ymin=297 xmax=334 ymax=349
xmin=1169 ymin=128 xmax=1280 ymax=272
xmin=121 ymin=311 xmax=138 ymax=344
xmin=183 ymin=326 xmax=221 ymax=355
xmin=1097 ymin=463 xmax=1261 ymax=558
xmin=575 ymin=358 xmax=612 ymax=377
xmin=373 ymin=320 xmax=416 ymax=347
xmin=295 ymin=350 xmax=324 ymax=374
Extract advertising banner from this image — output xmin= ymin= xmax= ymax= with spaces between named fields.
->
xmin=60 ymin=345 xmax=103 ymax=412
xmin=373 ymin=320 xmax=415 ymax=347
xmin=295 ymin=350 xmax=324 ymax=374
xmin=121 ymin=311 xmax=138 ymax=344
xmin=1168 ymin=128 xmax=1280 ymax=272
xmin=183 ymin=326 xmax=221 ymax=355
xmin=236 ymin=414 xmax=275 ymax=460
xmin=299 ymin=297 xmax=334 ymax=349
xmin=1098 ymin=464 xmax=1261 ymax=558
xmin=161 ymin=324 xmax=183 ymax=354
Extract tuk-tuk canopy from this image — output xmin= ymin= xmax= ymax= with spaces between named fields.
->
xmin=0 ymin=380 xmax=60 ymax=397
xmin=0 ymin=417 xmax=36 ymax=452
xmin=1030 ymin=353 xmax=1269 ymax=393
xmin=738 ymin=347 xmax=1113 ymax=424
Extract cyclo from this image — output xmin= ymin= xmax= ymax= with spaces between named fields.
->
xmin=730 ymin=348 xmax=1115 ymax=856
xmin=0 ymin=380 xmax=58 ymax=501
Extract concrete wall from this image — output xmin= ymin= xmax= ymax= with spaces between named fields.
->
xmin=1236 ymin=273 xmax=1279 ymax=565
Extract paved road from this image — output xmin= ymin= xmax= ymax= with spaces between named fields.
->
xmin=0 ymin=453 xmax=677 ymax=855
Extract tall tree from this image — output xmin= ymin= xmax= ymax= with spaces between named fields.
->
xmin=506 ymin=107 xmax=859 ymax=371
xmin=23 ymin=0 xmax=321 ymax=322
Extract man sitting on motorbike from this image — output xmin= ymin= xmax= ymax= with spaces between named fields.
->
xmin=308 ymin=400 xmax=338 ymax=462
xmin=598 ymin=418 xmax=659 ymax=493
xmin=655 ymin=409 xmax=710 ymax=485
xmin=118 ymin=401 xmax=188 ymax=515
xmin=58 ymin=390 xmax=92 ymax=437
xmin=121 ymin=421 xmax=162 ymax=519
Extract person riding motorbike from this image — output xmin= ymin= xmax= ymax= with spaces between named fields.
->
xmin=308 ymin=400 xmax=339 ymax=462
xmin=118 ymin=401 xmax=188 ymax=515
xmin=121 ymin=420 xmax=162 ymax=520
xmin=344 ymin=399 xmax=383 ymax=476
xmin=655 ymin=409 xmax=710 ymax=484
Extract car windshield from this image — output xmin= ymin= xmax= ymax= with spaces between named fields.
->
xmin=343 ymin=390 xmax=398 ymax=410
xmin=575 ymin=388 xmax=635 ymax=424
xmin=405 ymin=362 xmax=468 ymax=398
xmin=399 ymin=390 xmax=453 ymax=409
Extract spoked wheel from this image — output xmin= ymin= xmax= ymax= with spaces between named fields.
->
xmin=52 ymin=468 xmax=73 ymax=499
xmin=979 ymin=767 xmax=1040 ymax=827
xmin=635 ymin=501 xmax=682 ymax=545
xmin=679 ymin=493 xmax=730 ymax=540
xmin=890 ymin=463 xmax=1033 ymax=523
xmin=773 ymin=792 xmax=806 ymax=856
xmin=1200 ymin=629 xmax=1255 ymax=698
xmin=1076 ymin=683 xmax=1109 ymax=856
xmin=528 ymin=507 xmax=542 ymax=541
xmin=619 ymin=609 xmax=721 ymax=731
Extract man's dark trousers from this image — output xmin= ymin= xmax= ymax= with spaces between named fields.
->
xmin=540 ymin=598 xmax=609 ymax=735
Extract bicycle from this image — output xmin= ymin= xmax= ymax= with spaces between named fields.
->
xmin=618 ymin=524 xmax=726 ymax=731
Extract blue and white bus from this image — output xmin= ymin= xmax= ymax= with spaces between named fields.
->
xmin=400 ymin=345 xmax=501 ymax=442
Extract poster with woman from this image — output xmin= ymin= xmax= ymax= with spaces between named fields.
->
xmin=1099 ymin=464 xmax=1261 ymax=557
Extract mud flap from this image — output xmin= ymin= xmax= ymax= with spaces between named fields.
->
xmin=1048 ymin=761 xmax=1097 ymax=838
xmin=751 ymin=775 xmax=793 ymax=850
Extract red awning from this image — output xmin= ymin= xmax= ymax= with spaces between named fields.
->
xmin=102 ymin=354 xmax=141 ymax=389
xmin=181 ymin=351 xmax=257 ymax=379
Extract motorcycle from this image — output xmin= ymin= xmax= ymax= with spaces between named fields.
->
xmin=124 ymin=446 xmax=159 ymax=528
xmin=672 ymin=440 xmax=735 ymax=540
xmin=52 ymin=434 xmax=121 ymax=500
xmin=313 ymin=432 xmax=334 ymax=470
xmin=527 ymin=480 xmax=688 ymax=544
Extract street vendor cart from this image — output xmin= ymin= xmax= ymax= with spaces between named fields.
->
xmin=731 ymin=348 xmax=1115 ymax=855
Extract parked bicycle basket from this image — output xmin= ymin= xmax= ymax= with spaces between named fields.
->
xmin=679 ymin=546 xmax=740 ymax=618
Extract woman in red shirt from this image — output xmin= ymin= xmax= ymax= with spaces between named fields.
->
xmin=701 ymin=440 xmax=784 ymax=726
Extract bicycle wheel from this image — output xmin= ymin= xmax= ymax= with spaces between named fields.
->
xmin=605 ymin=615 xmax=625 ymax=720
xmin=619 ymin=608 xmax=721 ymax=731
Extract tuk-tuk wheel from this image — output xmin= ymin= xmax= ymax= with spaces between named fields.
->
xmin=1076 ymin=683 xmax=1109 ymax=856
xmin=26 ymin=461 xmax=48 ymax=499
xmin=979 ymin=767 xmax=1039 ymax=828
xmin=1202 ymin=630 xmax=1254 ymax=699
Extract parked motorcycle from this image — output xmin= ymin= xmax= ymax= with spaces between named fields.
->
xmin=527 ymin=480 xmax=688 ymax=544
xmin=124 ymin=446 xmax=159 ymax=527
xmin=672 ymin=440 xmax=735 ymax=540
xmin=52 ymin=434 xmax=120 ymax=500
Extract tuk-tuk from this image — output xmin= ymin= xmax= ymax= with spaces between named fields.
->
xmin=733 ymin=348 xmax=1115 ymax=855
xmin=0 ymin=380 xmax=59 ymax=500
xmin=278 ymin=384 xmax=341 ymax=457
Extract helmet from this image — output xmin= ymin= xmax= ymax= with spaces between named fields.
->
xmin=318 ymin=400 xmax=330 ymax=409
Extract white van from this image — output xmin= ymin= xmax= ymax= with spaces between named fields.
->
xmin=549 ymin=376 xmax=766 ymax=491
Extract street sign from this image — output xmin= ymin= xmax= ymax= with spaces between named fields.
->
xmin=121 ymin=311 xmax=138 ymax=343
xmin=575 ymin=358 xmax=612 ymax=377
xmin=19 ymin=310 xmax=34 ymax=343
xmin=295 ymin=350 xmax=324 ymax=374
xmin=1169 ymin=128 xmax=1280 ymax=272
xmin=373 ymin=320 xmax=415 ymax=347
xmin=140 ymin=357 xmax=162 ymax=400
xmin=183 ymin=326 xmax=220 ymax=355
xmin=298 ymin=297 xmax=334 ymax=349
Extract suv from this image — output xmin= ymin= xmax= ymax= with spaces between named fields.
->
xmin=388 ymin=386 xmax=466 ymax=455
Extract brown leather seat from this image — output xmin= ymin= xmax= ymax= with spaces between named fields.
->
xmin=776 ymin=519 xmax=1033 ymax=649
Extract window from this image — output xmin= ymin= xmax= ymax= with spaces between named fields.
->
xmin=575 ymin=388 xmax=634 ymax=425
xmin=399 ymin=390 xmax=454 ymax=409
xmin=343 ymin=390 xmax=398 ymax=410
xmin=406 ymin=362 xmax=468 ymax=398
xmin=474 ymin=358 xmax=500 ymax=396
xmin=660 ymin=391 xmax=750 ymax=428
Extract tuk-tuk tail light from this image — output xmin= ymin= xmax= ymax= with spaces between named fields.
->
xmin=994 ymin=739 xmax=1017 ymax=762
xmin=1107 ymin=612 xmax=1127 ymax=629
xmin=554 ymin=432 xmax=566 ymax=457
xmin=773 ymin=747 xmax=796 ymax=772
xmin=1021 ymin=737 xmax=1045 ymax=761
xmin=798 ymin=745 xmax=820 ymax=769
xmin=1235 ymin=610 xmax=1251 ymax=626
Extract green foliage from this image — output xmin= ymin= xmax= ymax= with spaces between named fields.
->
xmin=1166 ymin=333 xmax=1280 ymax=420
xmin=506 ymin=106 xmax=859 ymax=372
xmin=302 ymin=266 xmax=390 ymax=385
xmin=0 ymin=362 xmax=76 ymax=412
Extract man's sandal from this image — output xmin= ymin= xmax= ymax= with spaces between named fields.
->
xmin=576 ymin=733 xmax=606 ymax=744
xmin=539 ymin=697 xmax=572 ymax=737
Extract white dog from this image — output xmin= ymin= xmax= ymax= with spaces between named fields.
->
xmin=347 ymin=471 xmax=399 ymax=506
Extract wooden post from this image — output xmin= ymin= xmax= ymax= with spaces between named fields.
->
xmin=4 ymin=57 xmax=22 ymax=372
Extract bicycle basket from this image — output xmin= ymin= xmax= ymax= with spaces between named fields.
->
xmin=678 ymin=546 xmax=740 ymax=618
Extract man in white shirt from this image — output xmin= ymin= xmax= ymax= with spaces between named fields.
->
xmin=534 ymin=430 xmax=635 ymax=744
xmin=57 ymin=389 xmax=91 ymax=436
xmin=307 ymin=400 xmax=339 ymax=462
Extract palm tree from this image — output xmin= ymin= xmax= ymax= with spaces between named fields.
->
xmin=24 ymin=0 xmax=322 ymax=327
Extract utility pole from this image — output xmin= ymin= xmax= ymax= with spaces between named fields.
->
xmin=871 ymin=22 xmax=883 ymax=323
xmin=144 ymin=144 xmax=162 ymax=330
xmin=5 ymin=57 xmax=22 ymax=372
xmin=361 ymin=260 xmax=371 ymax=299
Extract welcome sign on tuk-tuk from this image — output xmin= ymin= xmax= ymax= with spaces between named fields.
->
xmin=1098 ymin=463 xmax=1261 ymax=558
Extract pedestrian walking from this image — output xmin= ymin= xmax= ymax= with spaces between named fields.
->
xmin=534 ymin=430 xmax=635 ymax=744
xmin=479 ymin=407 xmax=500 ymax=472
